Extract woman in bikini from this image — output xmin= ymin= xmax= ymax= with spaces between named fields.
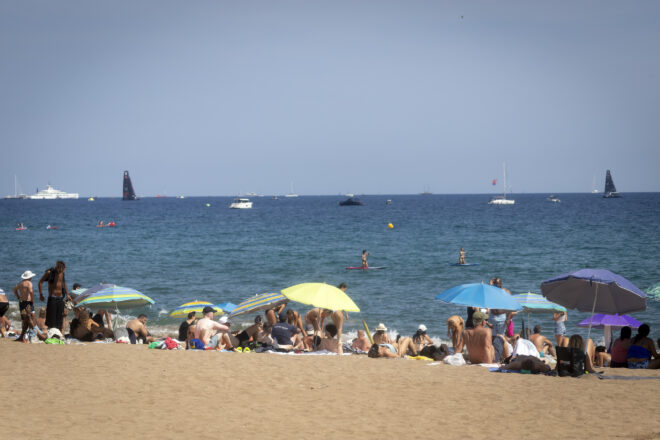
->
xmin=627 ymin=324 xmax=660 ymax=369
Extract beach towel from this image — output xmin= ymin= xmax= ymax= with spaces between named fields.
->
xmin=44 ymin=338 xmax=64 ymax=345
xmin=164 ymin=337 xmax=179 ymax=350
xmin=443 ymin=353 xmax=466 ymax=366
xmin=512 ymin=339 xmax=540 ymax=359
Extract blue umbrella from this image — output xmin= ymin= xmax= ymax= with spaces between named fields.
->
xmin=229 ymin=292 xmax=288 ymax=318
xmin=435 ymin=283 xmax=522 ymax=311
xmin=215 ymin=302 xmax=237 ymax=313
xmin=541 ymin=268 xmax=646 ymax=344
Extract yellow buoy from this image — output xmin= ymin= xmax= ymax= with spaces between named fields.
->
xmin=387 ymin=223 xmax=394 ymax=229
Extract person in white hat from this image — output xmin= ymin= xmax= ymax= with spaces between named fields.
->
xmin=14 ymin=270 xmax=36 ymax=315
xmin=372 ymin=323 xmax=392 ymax=345
xmin=412 ymin=324 xmax=434 ymax=353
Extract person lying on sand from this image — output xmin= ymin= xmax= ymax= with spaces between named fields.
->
xmin=126 ymin=314 xmax=156 ymax=345
xmin=232 ymin=315 xmax=263 ymax=349
xmin=351 ymin=330 xmax=371 ymax=352
xmin=501 ymin=355 xmax=550 ymax=374
xmin=367 ymin=336 xmax=418 ymax=359
xmin=455 ymin=311 xmax=494 ymax=364
xmin=529 ymin=325 xmax=556 ymax=358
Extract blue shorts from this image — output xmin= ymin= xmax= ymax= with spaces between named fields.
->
xmin=628 ymin=359 xmax=649 ymax=369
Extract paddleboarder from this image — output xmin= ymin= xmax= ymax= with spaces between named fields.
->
xmin=361 ymin=250 xmax=368 ymax=268
xmin=459 ymin=247 xmax=466 ymax=265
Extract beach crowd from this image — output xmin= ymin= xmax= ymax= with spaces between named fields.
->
xmin=2 ymin=261 xmax=659 ymax=375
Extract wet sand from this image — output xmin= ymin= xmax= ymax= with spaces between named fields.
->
xmin=1 ymin=339 xmax=659 ymax=440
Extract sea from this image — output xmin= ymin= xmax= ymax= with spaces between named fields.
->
xmin=1 ymin=193 xmax=659 ymax=346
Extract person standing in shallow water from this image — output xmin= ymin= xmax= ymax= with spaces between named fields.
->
xmin=38 ymin=261 xmax=71 ymax=330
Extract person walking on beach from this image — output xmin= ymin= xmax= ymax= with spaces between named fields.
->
xmin=38 ymin=261 xmax=71 ymax=331
xmin=14 ymin=270 xmax=36 ymax=317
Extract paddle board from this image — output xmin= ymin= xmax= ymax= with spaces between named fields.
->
xmin=346 ymin=266 xmax=387 ymax=270
xmin=450 ymin=263 xmax=480 ymax=266
xmin=362 ymin=319 xmax=374 ymax=345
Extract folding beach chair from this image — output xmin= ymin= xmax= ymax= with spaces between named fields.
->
xmin=556 ymin=346 xmax=586 ymax=377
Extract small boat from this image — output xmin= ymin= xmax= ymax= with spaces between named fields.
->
xmin=339 ymin=197 xmax=364 ymax=206
xmin=88 ymin=197 xmax=95 ymax=202
xmin=386 ymin=199 xmax=392 ymax=205
xmin=488 ymin=162 xmax=515 ymax=205
xmin=123 ymin=171 xmax=138 ymax=201
xmin=29 ymin=184 xmax=79 ymax=199
xmin=230 ymin=198 xmax=253 ymax=209
xmin=547 ymin=195 xmax=561 ymax=203
xmin=603 ymin=170 xmax=621 ymax=198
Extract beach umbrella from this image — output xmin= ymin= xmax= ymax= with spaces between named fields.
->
xmin=229 ymin=292 xmax=288 ymax=318
xmin=75 ymin=285 xmax=154 ymax=310
xmin=281 ymin=283 xmax=360 ymax=312
xmin=541 ymin=268 xmax=646 ymax=345
xmin=169 ymin=300 xmax=219 ymax=318
xmin=576 ymin=314 xmax=642 ymax=329
xmin=73 ymin=283 xmax=115 ymax=305
xmin=215 ymin=302 xmax=237 ymax=313
xmin=512 ymin=292 xmax=566 ymax=338
xmin=435 ymin=283 xmax=522 ymax=311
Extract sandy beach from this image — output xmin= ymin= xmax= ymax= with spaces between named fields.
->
xmin=2 ymin=339 xmax=659 ymax=440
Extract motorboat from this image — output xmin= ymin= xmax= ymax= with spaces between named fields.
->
xmin=488 ymin=162 xmax=515 ymax=205
xmin=29 ymin=185 xmax=79 ymax=199
xmin=230 ymin=198 xmax=253 ymax=209
xmin=547 ymin=195 xmax=561 ymax=203
xmin=339 ymin=197 xmax=364 ymax=206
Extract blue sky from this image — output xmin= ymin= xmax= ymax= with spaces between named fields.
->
xmin=1 ymin=1 xmax=658 ymax=196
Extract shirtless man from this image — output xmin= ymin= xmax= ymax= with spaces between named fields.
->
xmin=447 ymin=315 xmax=465 ymax=352
xmin=455 ymin=311 xmax=494 ymax=364
xmin=317 ymin=323 xmax=343 ymax=354
xmin=529 ymin=325 xmax=556 ymax=357
xmin=352 ymin=329 xmax=372 ymax=352
xmin=126 ymin=314 xmax=156 ymax=344
xmin=194 ymin=306 xmax=229 ymax=347
xmin=38 ymin=261 xmax=71 ymax=331
xmin=0 ymin=289 xmax=10 ymax=338
xmin=265 ymin=303 xmax=286 ymax=326
xmin=14 ymin=270 xmax=36 ymax=317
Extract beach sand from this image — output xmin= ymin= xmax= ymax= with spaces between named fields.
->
xmin=1 ymin=339 xmax=659 ymax=440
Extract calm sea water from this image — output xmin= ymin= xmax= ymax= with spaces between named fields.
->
xmin=1 ymin=193 xmax=659 ymax=344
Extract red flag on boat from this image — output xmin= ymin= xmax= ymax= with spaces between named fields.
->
xmin=492 ymin=179 xmax=497 ymax=186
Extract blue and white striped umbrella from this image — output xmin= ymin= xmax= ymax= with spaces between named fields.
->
xmin=513 ymin=292 xmax=566 ymax=314
xmin=229 ymin=292 xmax=287 ymax=318
xmin=76 ymin=285 xmax=154 ymax=310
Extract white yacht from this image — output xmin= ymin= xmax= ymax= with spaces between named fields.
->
xmin=285 ymin=182 xmax=299 ymax=198
xmin=29 ymin=185 xmax=79 ymax=199
xmin=230 ymin=198 xmax=252 ymax=209
xmin=488 ymin=163 xmax=515 ymax=205
xmin=547 ymin=195 xmax=561 ymax=203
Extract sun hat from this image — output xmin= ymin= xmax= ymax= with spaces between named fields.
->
xmin=473 ymin=311 xmax=488 ymax=323
xmin=375 ymin=323 xmax=387 ymax=332
xmin=202 ymin=306 xmax=217 ymax=314
xmin=46 ymin=328 xmax=64 ymax=340
xmin=418 ymin=324 xmax=427 ymax=332
xmin=219 ymin=316 xmax=230 ymax=325
xmin=21 ymin=270 xmax=36 ymax=280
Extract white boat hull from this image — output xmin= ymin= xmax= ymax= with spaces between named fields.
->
xmin=29 ymin=185 xmax=79 ymax=199
xmin=488 ymin=198 xmax=515 ymax=205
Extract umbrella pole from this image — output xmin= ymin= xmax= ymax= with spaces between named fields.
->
xmin=585 ymin=284 xmax=599 ymax=352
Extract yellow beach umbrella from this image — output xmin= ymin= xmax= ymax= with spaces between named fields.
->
xmin=281 ymin=283 xmax=360 ymax=312
xmin=169 ymin=301 xmax=223 ymax=318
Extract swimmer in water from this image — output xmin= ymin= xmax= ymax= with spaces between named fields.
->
xmin=97 ymin=220 xmax=104 ymax=227
xmin=459 ymin=247 xmax=466 ymax=265
xmin=362 ymin=250 xmax=369 ymax=268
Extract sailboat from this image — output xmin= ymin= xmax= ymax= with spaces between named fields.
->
xmin=603 ymin=170 xmax=621 ymax=198
xmin=591 ymin=175 xmax=600 ymax=194
xmin=285 ymin=182 xmax=298 ymax=198
xmin=4 ymin=175 xmax=27 ymax=199
xmin=122 ymin=171 xmax=138 ymax=200
xmin=488 ymin=163 xmax=515 ymax=205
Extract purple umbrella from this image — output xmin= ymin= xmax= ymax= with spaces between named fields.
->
xmin=577 ymin=314 xmax=642 ymax=329
xmin=541 ymin=268 xmax=646 ymax=344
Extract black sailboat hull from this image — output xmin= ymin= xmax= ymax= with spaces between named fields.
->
xmin=603 ymin=170 xmax=621 ymax=198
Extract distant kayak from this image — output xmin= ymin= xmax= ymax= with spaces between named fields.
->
xmin=15 ymin=227 xmax=27 ymax=231
xmin=346 ymin=266 xmax=386 ymax=270
xmin=450 ymin=263 xmax=480 ymax=267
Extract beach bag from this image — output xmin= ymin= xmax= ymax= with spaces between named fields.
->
xmin=164 ymin=337 xmax=178 ymax=350
xmin=189 ymin=338 xmax=205 ymax=350
xmin=443 ymin=353 xmax=466 ymax=366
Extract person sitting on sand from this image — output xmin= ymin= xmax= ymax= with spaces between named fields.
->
xmin=412 ymin=324 xmax=434 ymax=353
xmin=627 ymin=324 xmax=660 ymax=369
xmin=92 ymin=309 xmax=112 ymax=329
xmin=126 ymin=314 xmax=156 ymax=345
xmin=303 ymin=324 xmax=320 ymax=351
xmin=233 ymin=315 xmax=263 ymax=349
xmin=372 ymin=323 xmax=392 ymax=345
xmin=317 ymin=323 xmax=343 ymax=354
xmin=256 ymin=323 xmax=274 ymax=347
xmin=529 ymin=325 xmax=556 ymax=358
xmin=352 ymin=329 xmax=371 ymax=352
xmin=265 ymin=303 xmax=286 ymax=327
xmin=194 ymin=307 xmax=228 ymax=348
xmin=562 ymin=334 xmax=597 ymax=374
xmin=367 ymin=336 xmax=418 ymax=358
xmin=74 ymin=309 xmax=114 ymax=341
xmin=458 ymin=247 xmax=466 ymax=265
xmin=34 ymin=307 xmax=48 ymax=341
xmin=609 ymin=326 xmax=632 ymax=368
xmin=455 ymin=311 xmax=494 ymax=364
xmin=446 ymin=315 xmax=464 ymax=352
xmin=271 ymin=310 xmax=302 ymax=350
xmin=305 ymin=307 xmax=332 ymax=334
xmin=178 ymin=312 xmax=197 ymax=342
xmin=287 ymin=309 xmax=305 ymax=337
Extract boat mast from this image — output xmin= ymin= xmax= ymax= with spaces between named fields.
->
xmin=502 ymin=162 xmax=507 ymax=199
